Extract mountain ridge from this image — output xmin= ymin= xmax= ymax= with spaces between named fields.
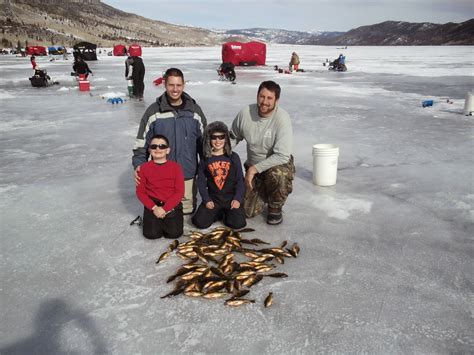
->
xmin=326 ymin=20 xmax=474 ymax=45
xmin=1 ymin=1 xmax=472 ymax=48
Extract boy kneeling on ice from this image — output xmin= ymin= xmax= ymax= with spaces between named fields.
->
xmin=136 ymin=135 xmax=185 ymax=239
xmin=192 ymin=121 xmax=246 ymax=229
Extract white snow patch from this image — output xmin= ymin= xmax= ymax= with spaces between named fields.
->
xmin=186 ymin=81 xmax=204 ymax=86
xmin=53 ymin=144 xmax=88 ymax=151
xmin=311 ymin=194 xmax=372 ymax=219
xmin=100 ymin=92 xmax=127 ymax=99
xmin=0 ymin=119 xmax=60 ymax=132
xmin=0 ymin=185 xmax=18 ymax=194
xmin=453 ymin=201 xmax=471 ymax=210
xmin=332 ymin=265 xmax=346 ymax=277
xmin=3 ymin=149 xmax=41 ymax=159
xmin=0 ymin=90 xmax=15 ymax=99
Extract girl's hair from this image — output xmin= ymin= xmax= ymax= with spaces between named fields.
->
xmin=149 ymin=134 xmax=169 ymax=146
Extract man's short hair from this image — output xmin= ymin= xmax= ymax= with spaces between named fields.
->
xmin=164 ymin=68 xmax=184 ymax=81
xmin=258 ymin=81 xmax=281 ymax=100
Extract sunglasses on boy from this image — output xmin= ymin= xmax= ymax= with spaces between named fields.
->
xmin=210 ymin=134 xmax=226 ymax=141
xmin=149 ymin=144 xmax=169 ymax=150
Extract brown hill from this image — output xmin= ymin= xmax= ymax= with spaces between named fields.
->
xmin=0 ymin=0 xmax=243 ymax=48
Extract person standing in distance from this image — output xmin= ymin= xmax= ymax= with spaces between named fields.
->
xmin=132 ymin=68 xmax=207 ymax=215
xmin=126 ymin=56 xmax=145 ymax=101
xmin=231 ymin=80 xmax=295 ymax=225
xmin=289 ymin=52 xmax=300 ymax=72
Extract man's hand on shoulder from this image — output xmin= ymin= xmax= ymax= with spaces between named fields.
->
xmin=134 ymin=166 xmax=141 ymax=186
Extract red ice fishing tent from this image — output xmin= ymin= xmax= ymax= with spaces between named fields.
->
xmin=221 ymin=41 xmax=266 ymax=66
xmin=113 ymin=44 xmax=127 ymax=56
xmin=128 ymin=43 xmax=142 ymax=57
xmin=26 ymin=46 xmax=47 ymax=56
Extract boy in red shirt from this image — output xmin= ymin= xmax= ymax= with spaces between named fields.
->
xmin=136 ymin=135 xmax=185 ymax=239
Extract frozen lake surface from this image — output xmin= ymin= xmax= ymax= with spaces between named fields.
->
xmin=1 ymin=45 xmax=473 ymax=354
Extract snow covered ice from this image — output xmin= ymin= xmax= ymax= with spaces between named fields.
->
xmin=1 ymin=45 xmax=473 ymax=354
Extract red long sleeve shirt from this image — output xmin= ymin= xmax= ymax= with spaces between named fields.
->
xmin=136 ymin=160 xmax=184 ymax=212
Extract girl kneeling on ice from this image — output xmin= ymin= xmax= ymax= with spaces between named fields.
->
xmin=192 ymin=121 xmax=246 ymax=229
xmin=136 ymin=134 xmax=184 ymax=239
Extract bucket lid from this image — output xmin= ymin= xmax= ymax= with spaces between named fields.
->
xmin=313 ymin=144 xmax=338 ymax=149
xmin=312 ymin=144 xmax=339 ymax=155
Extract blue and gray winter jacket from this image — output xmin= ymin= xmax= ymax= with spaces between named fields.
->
xmin=132 ymin=92 xmax=207 ymax=179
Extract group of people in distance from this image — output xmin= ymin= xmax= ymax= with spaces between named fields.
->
xmin=133 ymin=68 xmax=295 ymax=240
xmin=29 ymin=52 xmax=91 ymax=84
xmin=289 ymin=51 xmax=348 ymax=72
xmin=69 ymin=53 xmax=146 ymax=101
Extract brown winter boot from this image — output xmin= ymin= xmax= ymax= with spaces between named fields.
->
xmin=267 ymin=207 xmax=283 ymax=225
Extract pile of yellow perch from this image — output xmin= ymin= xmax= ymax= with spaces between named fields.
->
xmin=157 ymin=227 xmax=300 ymax=307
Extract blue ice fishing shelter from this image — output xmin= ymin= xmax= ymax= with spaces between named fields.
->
xmin=48 ymin=46 xmax=59 ymax=55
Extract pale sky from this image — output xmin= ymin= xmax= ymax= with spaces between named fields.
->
xmin=102 ymin=0 xmax=473 ymax=32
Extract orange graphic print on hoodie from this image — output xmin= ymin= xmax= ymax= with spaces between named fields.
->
xmin=208 ymin=161 xmax=231 ymax=190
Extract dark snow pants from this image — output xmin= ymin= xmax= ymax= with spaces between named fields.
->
xmin=243 ymin=156 xmax=295 ymax=218
xmin=133 ymin=78 xmax=144 ymax=98
xmin=143 ymin=200 xmax=183 ymax=239
xmin=192 ymin=199 xmax=246 ymax=230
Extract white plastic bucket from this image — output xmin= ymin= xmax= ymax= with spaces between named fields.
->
xmin=312 ymin=144 xmax=339 ymax=186
xmin=127 ymin=79 xmax=134 ymax=97
xmin=463 ymin=92 xmax=473 ymax=116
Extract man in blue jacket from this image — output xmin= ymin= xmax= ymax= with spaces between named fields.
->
xmin=133 ymin=68 xmax=207 ymax=214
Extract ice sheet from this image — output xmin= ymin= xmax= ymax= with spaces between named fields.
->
xmin=1 ymin=45 xmax=473 ymax=354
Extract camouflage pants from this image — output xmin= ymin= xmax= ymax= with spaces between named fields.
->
xmin=244 ymin=156 xmax=295 ymax=218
